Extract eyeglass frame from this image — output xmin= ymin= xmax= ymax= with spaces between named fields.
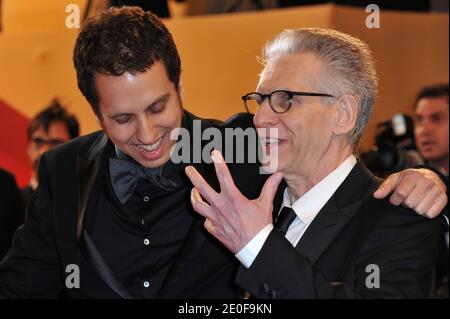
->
xmin=241 ymin=90 xmax=335 ymax=114
xmin=30 ymin=137 xmax=66 ymax=148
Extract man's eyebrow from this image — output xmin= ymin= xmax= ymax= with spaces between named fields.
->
xmin=430 ymin=111 xmax=445 ymax=117
xmin=256 ymin=86 xmax=266 ymax=93
xmin=109 ymin=93 xmax=171 ymax=118
xmin=145 ymin=93 xmax=170 ymax=112
xmin=416 ymin=111 xmax=445 ymax=117
xmin=109 ymin=112 xmax=133 ymax=119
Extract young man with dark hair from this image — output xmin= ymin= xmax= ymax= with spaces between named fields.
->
xmin=413 ymin=83 xmax=449 ymax=298
xmin=22 ymin=99 xmax=80 ymax=218
xmin=414 ymin=84 xmax=449 ymax=176
xmin=0 ymin=6 xmax=446 ymax=298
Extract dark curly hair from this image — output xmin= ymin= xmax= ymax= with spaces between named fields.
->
xmin=73 ymin=6 xmax=181 ymax=117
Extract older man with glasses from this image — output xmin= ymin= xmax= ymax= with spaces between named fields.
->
xmin=186 ymin=28 xmax=445 ymax=298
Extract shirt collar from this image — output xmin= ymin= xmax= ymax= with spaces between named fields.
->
xmin=281 ymin=155 xmax=357 ymax=224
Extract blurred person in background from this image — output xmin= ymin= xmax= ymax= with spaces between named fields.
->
xmin=414 ymin=84 xmax=449 ymax=177
xmin=22 ymin=99 xmax=79 ymax=220
xmin=414 ymin=83 xmax=449 ymax=298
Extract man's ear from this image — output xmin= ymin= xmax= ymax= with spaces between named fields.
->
xmin=178 ymin=76 xmax=185 ymax=103
xmin=333 ymin=95 xmax=358 ymax=136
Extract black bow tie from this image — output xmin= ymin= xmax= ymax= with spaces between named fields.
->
xmin=109 ymin=156 xmax=181 ymax=205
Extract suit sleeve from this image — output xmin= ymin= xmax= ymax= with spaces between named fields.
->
xmin=0 ymin=153 xmax=64 ymax=298
xmin=235 ymin=201 xmax=441 ymax=299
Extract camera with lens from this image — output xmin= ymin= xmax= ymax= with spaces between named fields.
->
xmin=360 ymin=113 xmax=423 ymax=177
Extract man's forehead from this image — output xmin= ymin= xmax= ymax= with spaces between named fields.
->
xmin=31 ymin=122 xmax=69 ymax=138
xmin=258 ymin=53 xmax=323 ymax=90
xmin=30 ymin=127 xmax=50 ymax=137
xmin=416 ymin=96 xmax=449 ymax=114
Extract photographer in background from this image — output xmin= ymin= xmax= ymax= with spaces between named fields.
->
xmin=414 ymin=84 xmax=448 ymax=177
xmin=361 ymin=84 xmax=448 ymax=297
xmin=414 ymin=84 xmax=448 ymax=298
xmin=360 ymin=113 xmax=424 ymax=178
xmin=361 ymin=83 xmax=448 ymax=179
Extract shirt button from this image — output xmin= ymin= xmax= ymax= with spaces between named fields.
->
xmin=143 ymin=238 xmax=150 ymax=246
xmin=143 ymin=281 xmax=150 ymax=288
xmin=143 ymin=196 xmax=149 ymax=202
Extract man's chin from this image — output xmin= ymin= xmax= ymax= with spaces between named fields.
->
xmin=260 ymin=157 xmax=283 ymax=174
xmin=421 ymin=150 xmax=437 ymax=161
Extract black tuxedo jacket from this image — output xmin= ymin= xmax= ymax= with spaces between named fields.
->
xmin=236 ymin=161 xmax=442 ymax=298
xmin=0 ymin=168 xmax=21 ymax=260
xmin=0 ymin=111 xmax=262 ymax=298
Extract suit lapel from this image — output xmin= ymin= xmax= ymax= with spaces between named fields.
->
xmin=293 ymin=161 xmax=376 ymax=264
xmin=74 ymin=133 xmax=136 ymax=298
xmin=295 ymin=197 xmax=364 ymax=264
xmin=75 ymin=133 xmax=109 ymax=240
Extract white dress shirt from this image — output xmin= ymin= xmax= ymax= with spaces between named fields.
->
xmin=236 ymin=155 xmax=357 ymax=269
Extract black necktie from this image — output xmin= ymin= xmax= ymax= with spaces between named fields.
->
xmin=274 ymin=207 xmax=297 ymax=236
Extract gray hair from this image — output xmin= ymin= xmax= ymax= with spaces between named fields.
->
xmin=262 ymin=28 xmax=378 ymax=146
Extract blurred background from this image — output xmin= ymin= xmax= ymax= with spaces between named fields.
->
xmin=0 ymin=0 xmax=448 ymax=186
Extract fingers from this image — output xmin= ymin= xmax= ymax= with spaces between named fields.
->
xmin=185 ymin=165 xmax=218 ymax=204
xmin=373 ymin=172 xmax=400 ymax=199
xmin=409 ymin=186 xmax=440 ymax=216
xmin=401 ymin=177 xmax=436 ymax=210
xmin=259 ymin=172 xmax=283 ymax=205
xmin=378 ymin=168 xmax=448 ymax=218
xmin=417 ymin=168 xmax=447 ymax=193
xmin=424 ymin=195 xmax=448 ymax=218
xmin=190 ymin=188 xmax=214 ymax=220
xmin=211 ymin=150 xmax=237 ymax=194
xmin=387 ymin=173 xmax=417 ymax=206
xmin=204 ymin=218 xmax=235 ymax=252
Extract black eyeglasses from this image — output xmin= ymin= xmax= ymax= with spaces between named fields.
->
xmin=242 ymin=90 xmax=335 ymax=114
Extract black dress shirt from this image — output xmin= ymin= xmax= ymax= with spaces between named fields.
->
xmin=85 ymin=147 xmax=194 ymax=297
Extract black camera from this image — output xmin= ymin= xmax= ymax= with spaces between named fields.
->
xmin=360 ymin=113 xmax=423 ymax=177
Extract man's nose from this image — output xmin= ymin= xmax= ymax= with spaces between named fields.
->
xmin=136 ymin=116 xmax=158 ymax=144
xmin=39 ymin=144 xmax=52 ymax=154
xmin=253 ymin=99 xmax=278 ymax=129
xmin=417 ymin=121 xmax=433 ymax=136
